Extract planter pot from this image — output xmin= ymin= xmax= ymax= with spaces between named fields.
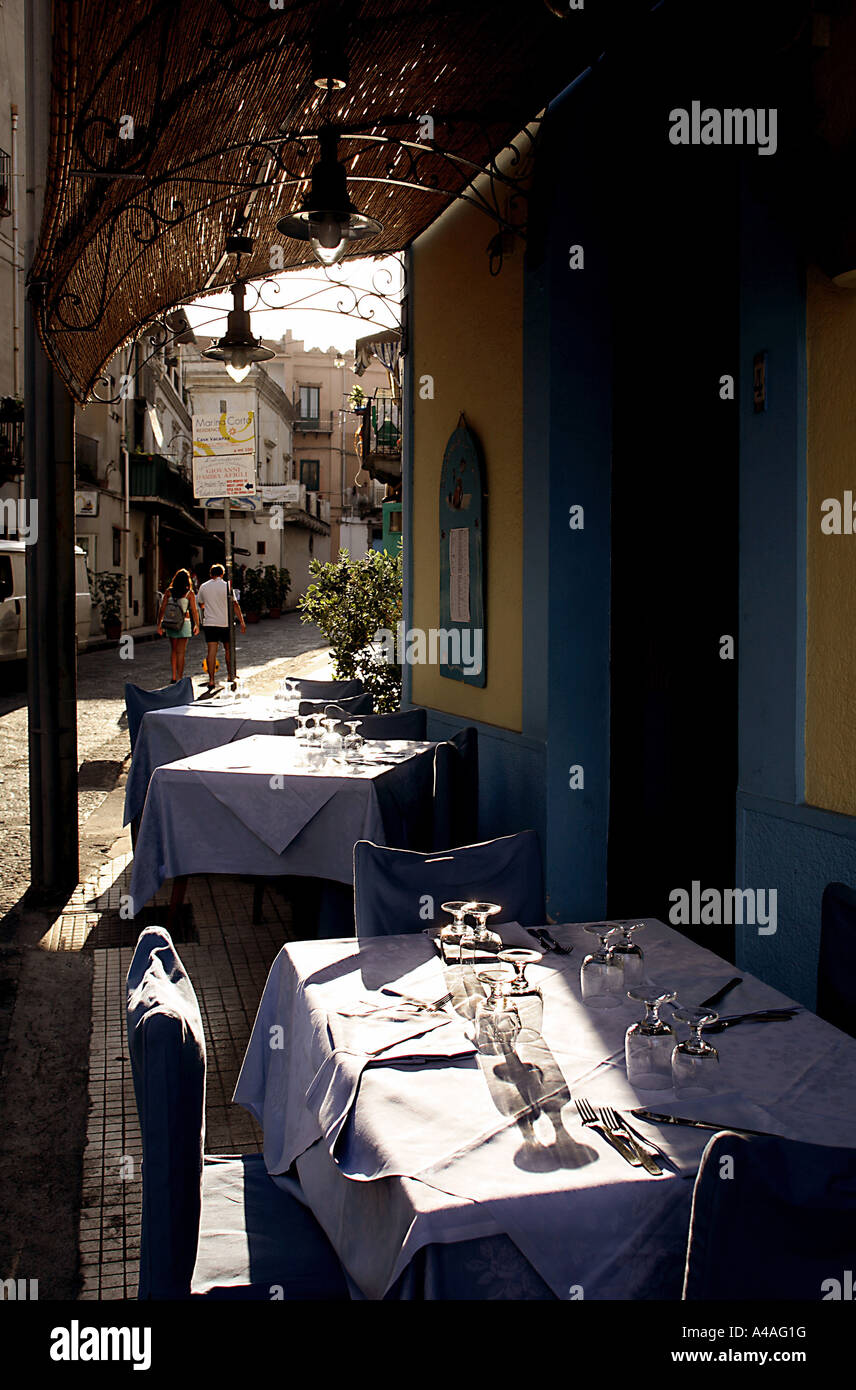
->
xmin=246 ymin=611 xmax=261 ymax=625
xmin=103 ymin=619 xmax=122 ymax=641
xmin=269 ymin=606 xmax=282 ymax=620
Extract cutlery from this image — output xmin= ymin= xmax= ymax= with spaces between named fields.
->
xmin=704 ymin=1008 xmax=800 ymax=1034
xmin=574 ymin=1096 xmax=642 ymax=1167
xmin=630 ymin=1108 xmax=783 ymax=1138
xmin=527 ymin=928 xmax=573 ymax=956
xmin=380 ymin=987 xmax=452 ymax=1013
xmin=598 ymin=1104 xmax=663 ymax=1175
xmin=699 ymin=976 xmax=742 ymax=1009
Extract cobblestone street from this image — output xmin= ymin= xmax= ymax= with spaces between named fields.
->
xmin=0 ymin=614 xmax=330 ymax=924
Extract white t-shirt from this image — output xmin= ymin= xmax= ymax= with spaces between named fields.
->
xmin=197 ymin=577 xmax=230 ymax=627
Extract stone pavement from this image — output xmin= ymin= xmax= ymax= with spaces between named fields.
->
xmin=0 ymin=621 xmax=334 ymax=1300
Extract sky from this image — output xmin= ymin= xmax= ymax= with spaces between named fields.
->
xmin=183 ymin=254 xmax=403 ymax=353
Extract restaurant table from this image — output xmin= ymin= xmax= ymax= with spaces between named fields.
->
xmin=233 ymin=917 xmax=856 ymax=1301
xmin=128 ymin=734 xmax=436 ymax=916
xmin=124 ymin=696 xmax=302 ymax=825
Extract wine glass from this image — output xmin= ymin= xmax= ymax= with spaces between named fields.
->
xmin=671 ymin=1004 xmax=720 ymax=1097
xmin=470 ymin=966 xmax=521 ymax=1056
xmin=459 ymin=902 xmax=504 ymax=966
xmin=343 ymin=720 xmax=364 ymax=765
xmin=580 ymin=923 xmax=625 ymax=1009
xmin=497 ymin=948 xmax=544 ymax=1037
xmin=612 ymin=921 xmax=645 ymax=984
xmin=625 ymin=982 xmax=677 ymax=1091
xmin=438 ymin=901 xmax=471 ymax=963
xmin=320 ymin=716 xmax=343 ymax=764
xmin=304 ymin=714 xmax=324 ymax=768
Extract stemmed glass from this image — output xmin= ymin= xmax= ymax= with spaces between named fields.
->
xmin=343 ymin=720 xmax=364 ymax=765
xmin=304 ymin=714 xmax=324 ymax=768
xmin=497 ymin=948 xmax=544 ymax=1037
xmin=612 ymin=921 xmax=645 ymax=984
xmin=294 ymin=713 xmax=310 ymax=766
xmin=320 ymin=716 xmax=343 ymax=765
xmin=580 ymin=923 xmax=625 ymax=1009
xmin=625 ymin=982 xmax=677 ymax=1091
xmin=438 ymin=900 xmax=471 ymax=963
xmin=470 ymin=966 xmax=521 ymax=1056
xmin=459 ymin=902 xmax=504 ymax=966
xmin=671 ymin=1005 xmax=720 ymax=1096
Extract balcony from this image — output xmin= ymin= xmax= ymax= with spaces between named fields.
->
xmin=294 ymin=411 xmax=335 ymax=434
xmin=355 ymin=389 xmax=402 ymax=486
xmin=129 ymin=452 xmax=195 ymax=510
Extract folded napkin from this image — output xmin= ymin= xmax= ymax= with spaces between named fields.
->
xmin=306 ymin=1007 xmax=475 ymax=1160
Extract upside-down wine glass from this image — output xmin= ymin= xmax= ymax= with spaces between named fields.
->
xmin=580 ymin=923 xmax=625 ymax=1009
xmin=438 ymin=900 xmax=471 ymax=963
xmin=612 ymin=920 xmax=646 ymax=984
xmin=625 ymin=982 xmax=677 ymax=1091
xmin=460 ymin=902 xmax=504 ymax=966
xmin=470 ymin=966 xmax=521 ymax=1056
xmin=343 ymin=720 xmax=364 ymax=765
xmin=671 ymin=1004 xmax=720 ymax=1097
xmin=496 ymin=948 xmax=544 ymax=1037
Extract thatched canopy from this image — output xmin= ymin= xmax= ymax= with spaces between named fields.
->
xmin=34 ymin=0 xmax=618 ymax=401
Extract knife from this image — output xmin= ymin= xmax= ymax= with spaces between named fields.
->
xmin=526 ymin=928 xmax=573 ymax=955
xmin=631 ymin=1108 xmax=783 ymax=1138
xmin=704 ymin=1008 xmax=800 ymax=1034
xmin=699 ymin=976 xmax=742 ymax=1008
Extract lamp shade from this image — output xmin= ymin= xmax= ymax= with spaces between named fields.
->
xmin=276 ymin=132 xmax=382 ymax=266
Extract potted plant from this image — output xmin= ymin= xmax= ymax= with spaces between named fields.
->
xmin=242 ymin=566 xmax=262 ymax=623
xmin=94 ymin=571 xmax=124 ymax=641
xmin=263 ymin=564 xmax=282 ymax=619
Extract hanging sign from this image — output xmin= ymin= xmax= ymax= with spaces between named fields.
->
xmin=192 ymin=411 xmax=256 ymax=499
xmin=439 ymin=417 xmax=486 ymax=686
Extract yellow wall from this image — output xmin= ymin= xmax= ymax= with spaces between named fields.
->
xmin=410 ymin=195 xmax=523 ymax=731
xmin=806 ymin=263 xmax=856 ymax=812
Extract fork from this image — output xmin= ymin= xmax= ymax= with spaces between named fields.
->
xmin=574 ymin=1096 xmax=641 ymax=1168
xmin=599 ymin=1104 xmax=663 ymax=1176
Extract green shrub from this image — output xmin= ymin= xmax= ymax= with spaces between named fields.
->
xmin=298 ymin=548 xmax=402 ymax=712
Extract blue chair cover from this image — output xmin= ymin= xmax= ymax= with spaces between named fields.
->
xmin=299 ymin=692 xmax=373 ymax=717
xmin=127 ymin=927 xmax=348 ymax=1300
xmin=353 ymin=830 xmax=546 ymax=937
xmin=126 ymin=926 xmax=206 ymax=1300
xmin=683 ymin=1131 xmax=856 ymax=1300
xmin=291 ymin=677 xmax=364 ymax=700
xmin=432 ymin=727 xmax=479 ymax=849
xmin=819 ymin=882 xmax=856 ymax=1037
xmin=125 ymin=677 xmax=194 ymax=753
xmin=356 ymin=708 xmax=427 ymax=741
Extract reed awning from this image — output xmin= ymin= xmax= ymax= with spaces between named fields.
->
xmin=33 ymin=0 xmax=610 ymax=401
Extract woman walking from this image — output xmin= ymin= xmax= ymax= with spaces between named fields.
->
xmin=156 ymin=568 xmax=200 ymax=682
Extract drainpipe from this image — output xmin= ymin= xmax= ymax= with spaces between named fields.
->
xmin=121 ymin=348 xmax=131 ymax=630
xmin=11 ymin=105 xmax=20 ymax=400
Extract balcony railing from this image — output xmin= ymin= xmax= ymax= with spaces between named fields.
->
xmin=0 ymin=397 xmax=23 ymax=481
xmin=129 ymin=452 xmax=196 ymax=510
xmin=0 ymin=149 xmax=10 ymax=220
xmin=294 ymin=411 xmax=335 ymax=433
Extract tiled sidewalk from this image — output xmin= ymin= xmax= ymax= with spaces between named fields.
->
xmin=58 ymin=834 xmax=295 ymax=1300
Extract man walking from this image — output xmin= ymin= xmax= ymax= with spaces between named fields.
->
xmin=197 ymin=563 xmax=246 ymax=690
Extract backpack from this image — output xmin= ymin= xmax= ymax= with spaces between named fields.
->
xmin=162 ymin=591 xmax=184 ymax=628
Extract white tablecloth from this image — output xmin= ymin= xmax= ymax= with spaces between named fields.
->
xmin=124 ymin=698 xmax=299 ymax=824
xmin=128 ymin=734 xmax=436 ymax=914
xmin=233 ymin=917 xmax=856 ymax=1300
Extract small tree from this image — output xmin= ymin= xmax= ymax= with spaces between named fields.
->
xmin=298 ymin=547 xmax=402 ymax=711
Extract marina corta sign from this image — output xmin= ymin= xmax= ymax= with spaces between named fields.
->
xmin=192 ymin=411 xmax=256 ymax=499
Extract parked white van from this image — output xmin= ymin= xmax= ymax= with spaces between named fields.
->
xmin=0 ymin=540 xmax=92 ymax=661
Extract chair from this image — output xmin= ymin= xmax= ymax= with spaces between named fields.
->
xmin=819 ymin=883 xmax=856 ymax=1037
xmin=325 ymin=707 xmax=427 ymax=741
xmin=432 ymin=726 xmax=479 ymax=849
xmin=124 ymin=678 xmax=195 ymax=754
xmin=683 ymin=1131 xmax=856 ymax=1300
xmin=291 ymin=677 xmax=364 ymax=700
xmin=353 ymin=830 xmax=545 ymax=938
xmin=298 ymin=692 xmax=373 ymax=718
xmin=126 ymin=926 xmax=349 ymax=1300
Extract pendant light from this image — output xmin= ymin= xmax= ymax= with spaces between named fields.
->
xmin=202 ymin=281 xmax=274 ymax=382
xmin=276 ymin=129 xmax=383 ymax=267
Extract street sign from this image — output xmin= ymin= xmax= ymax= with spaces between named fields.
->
xmin=192 ymin=411 xmax=256 ymax=499
xmin=201 ymin=495 xmax=261 ymax=511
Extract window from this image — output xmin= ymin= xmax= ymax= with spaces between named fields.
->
xmin=112 ymin=527 xmax=122 ymax=567
xmin=300 ymin=458 xmax=320 ymax=492
xmin=256 ymin=541 xmax=266 ymax=555
xmin=298 ymin=386 xmax=320 ymax=421
xmin=78 ymin=535 xmax=96 ymax=577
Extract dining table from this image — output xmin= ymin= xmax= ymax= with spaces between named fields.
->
xmin=127 ymin=733 xmax=437 ymax=918
xmin=232 ymin=915 xmax=856 ymax=1301
xmin=124 ymin=695 xmax=300 ymax=826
